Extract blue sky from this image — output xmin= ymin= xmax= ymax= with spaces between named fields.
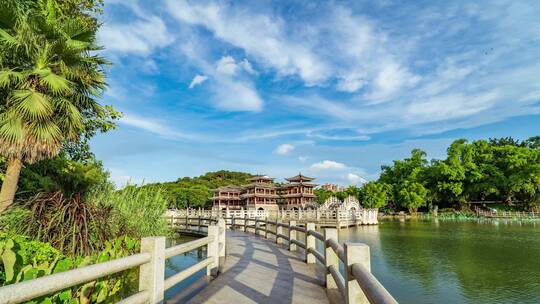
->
xmin=90 ymin=0 xmax=540 ymax=187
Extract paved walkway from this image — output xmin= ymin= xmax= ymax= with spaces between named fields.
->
xmin=184 ymin=230 xmax=330 ymax=304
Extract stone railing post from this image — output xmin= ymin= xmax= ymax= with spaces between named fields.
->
xmin=255 ymin=219 xmax=260 ymax=236
xmin=264 ymin=218 xmax=269 ymax=239
xmin=185 ymin=215 xmax=189 ymax=229
xmin=344 ymin=243 xmax=370 ymax=304
xmin=324 ymin=228 xmax=338 ymax=289
xmin=289 ymin=220 xmax=297 ymax=251
xmin=231 ymin=215 xmax=236 ymax=230
xmin=207 ymin=224 xmax=220 ymax=276
xmin=139 ymin=237 xmax=166 ymax=303
xmin=276 ymin=220 xmax=283 ymax=244
xmin=198 ymin=215 xmax=202 ymax=232
xmin=306 ymin=222 xmax=315 ymax=263
xmin=218 ymin=219 xmax=226 ymax=260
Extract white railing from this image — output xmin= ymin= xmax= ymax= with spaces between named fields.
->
xmin=475 ymin=207 xmax=540 ymax=219
xmin=168 ymin=208 xmax=379 ymax=225
xmin=0 ymin=219 xmax=226 ymax=304
xmin=172 ymin=215 xmax=397 ymax=304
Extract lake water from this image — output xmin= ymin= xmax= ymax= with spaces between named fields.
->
xmin=166 ymin=220 xmax=540 ymax=303
xmin=339 ymin=219 xmax=540 ymax=304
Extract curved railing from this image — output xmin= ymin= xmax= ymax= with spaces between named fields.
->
xmin=207 ymin=215 xmax=397 ymax=304
xmin=0 ymin=219 xmax=226 ymax=304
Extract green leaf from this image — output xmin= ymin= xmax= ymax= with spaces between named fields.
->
xmin=2 ymin=248 xmax=17 ymax=282
xmin=58 ymin=289 xmax=72 ymax=301
xmin=11 ymin=89 xmax=53 ymax=120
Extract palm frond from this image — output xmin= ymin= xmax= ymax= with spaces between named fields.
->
xmin=34 ymin=67 xmax=73 ymax=94
xmin=11 ymin=89 xmax=53 ymax=120
xmin=0 ymin=69 xmax=24 ymax=88
xmin=0 ymin=28 xmax=19 ymax=48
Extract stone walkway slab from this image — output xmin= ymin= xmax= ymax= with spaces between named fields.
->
xmin=185 ymin=230 xmax=329 ymax=304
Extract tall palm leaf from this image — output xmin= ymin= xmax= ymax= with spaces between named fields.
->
xmin=0 ymin=0 xmax=108 ymax=212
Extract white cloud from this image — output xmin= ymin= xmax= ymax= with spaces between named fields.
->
xmin=119 ymin=114 xmax=194 ymax=140
xmin=311 ymin=160 xmax=347 ymax=171
xmin=368 ymin=62 xmax=421 ymax=103
xmin=275 ymin=144 xmax=295 ymax=155
xmin=213 ymin=79 xmax=263 ymax=112
xmin=298 ymin=156 xmax=308 ymax=162
xmin=407 ymin=90 xmax=500 ymax=122
xmin=346 ymin=173 xmax=367 ymax=185
xmin=216 ymin=56 xmax=238 ymax=75
xmin=216 ymin=56 xmax=258 ymax=76
xmin=166 ymin=0 xmax=329 ymax=84
xmin=240 ymin=59 xmax=256 ymax=75
xmin=189 ymin=74 xmax=208 ymax=88
xmin=98 ymin=15 xmax=172 ymax=55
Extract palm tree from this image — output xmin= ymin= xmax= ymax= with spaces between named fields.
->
xmin=0 ymin=0 xmax=108 ymax=213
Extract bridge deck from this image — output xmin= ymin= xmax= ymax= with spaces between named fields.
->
xmin=184 ymin=230 xmax=329 ymax=304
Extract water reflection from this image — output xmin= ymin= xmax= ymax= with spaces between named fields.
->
xmin=339 ymin=219 xmax=540 ymax=304
xmin=164 ymin=235 xmax=208 ymax=301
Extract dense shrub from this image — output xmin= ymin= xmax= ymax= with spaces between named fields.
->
xmin=15 ymin=192 xmax=114 ymax=256
xmin=0 ymin=233 xmax=139 ymax=303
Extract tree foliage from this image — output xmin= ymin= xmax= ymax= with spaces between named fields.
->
xmin=362 ymin=181 xmax=391 ymax=208
xmin=375 ymin=136 xmax=540 ymax=211
xmin=140 ymin=170 xmax=254 ymax=209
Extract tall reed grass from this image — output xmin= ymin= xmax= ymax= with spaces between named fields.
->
xmin=90 ymin=185 xmax=170 ymax=239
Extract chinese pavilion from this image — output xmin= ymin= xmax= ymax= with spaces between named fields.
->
xmin=280 ymin=174 xmax=317 ymax=209
xmin=211 ymin=173 xmax=317 ymax=211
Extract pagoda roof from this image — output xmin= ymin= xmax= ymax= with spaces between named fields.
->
xmin=285 ymin=173 xmax=315 ymax=182
xmin=280 ymin=182 xmax=317 ymax=188
xmin=242 ymin=183 xmax=278 ymax=189
xmin=214 ymin=185 xmax=243 ymax=192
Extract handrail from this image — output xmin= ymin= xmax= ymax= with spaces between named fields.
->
xmin=326 ymin=238 xmax=345 ymax=261
xmin=308 ymin=247 xmax=324 ymax=264
xmin=308 ymin=230 xmax=324 ymax=241
xmin=164 ymin=257 xmax=214 ymax=290
xmin=351 ymin=264 xmax=398 ymax=304
xmin=208 ymin=214 xmax=396 ymax=304
xmin=290 ymin=238 xmax=306 ymax=249
xmin=328 ymin=264 xmax=346 ymax=296
xmin=1 ymin=219 xmax=227 ymax=304
xmin=0 ymin=253 xmax=151 ymax=304
xmin=165 ymin=236 xmax=213 ymax=259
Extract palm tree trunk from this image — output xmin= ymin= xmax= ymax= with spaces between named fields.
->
xmin=0 ymin=157 xmax=23 ymax=214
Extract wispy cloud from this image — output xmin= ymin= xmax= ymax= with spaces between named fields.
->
xmin=275 ymin=144 xmax=295 ymax=155
xmin=98 ymin=4 xmax=173 ymax=55
xmin=188 ymin=75 xmax=208 ymax=89
xmin=311 ymin=160 xmax=347 ymax=171
xmin=119 ymin=114 xmax=196 ymax=140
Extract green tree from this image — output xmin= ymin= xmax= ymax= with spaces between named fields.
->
xmin=0 ymin=0 xmax=111 ymax=212
xmin=398 ymin=181 xmax=428 ymax=213
xmin=314 ymin=188 xmax=334 ymax=205
xmin=362 ymin=181 xmax=390 ymax=208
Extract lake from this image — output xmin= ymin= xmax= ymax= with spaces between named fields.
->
xmin=339 ymin=219 xmax=540 ymax=304
xmin=166 ymin=219 xmax=540 ymax=303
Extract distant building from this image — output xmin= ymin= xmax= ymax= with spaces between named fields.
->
xmin=281 ymin=174 xmax=317 ymax=209
xmin=212 ymin=174 xmax=317 ymax=211
xmin=320 ymin=183 xmax=344 ymax=193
